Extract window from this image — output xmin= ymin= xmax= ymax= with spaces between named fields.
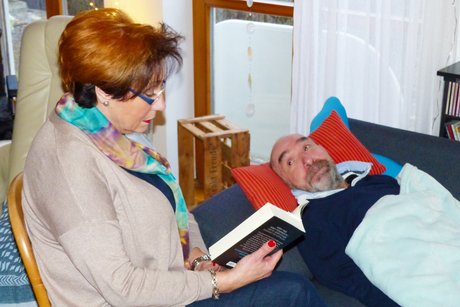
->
xmin=193 ymin=0 xmax=294 ymax=162
xmin=1 ymin=0 xmax=103 ymax=77
xmin=64 ymin=0 xmax=103 ymax=15
xmin=2 ymin=0 xmax=46 ymax=76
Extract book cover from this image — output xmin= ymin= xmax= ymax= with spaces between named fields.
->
xmin=445 ymin=121 xmax=456 ymax=140
xmin=456 ymin=86 xmax=460 ymax=117
xmin=454 ymin=83 xmax=460 ymax=116
xmin=453 ymin=121 xmax=460 ymax=140
xmin=209 ymin=202 xmax=306 ymax=268
xmin=452 ymin=83 xmax=458 ymax=115
xmin=446 ymin=81 xmax=452 ymax=115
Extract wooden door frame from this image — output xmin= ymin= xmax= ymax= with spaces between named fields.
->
xmin=46 ymin=0 xmax=63 ymax=18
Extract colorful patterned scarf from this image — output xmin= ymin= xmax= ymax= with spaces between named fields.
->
xmin=55 ymin=93 xmax=190 ymax=259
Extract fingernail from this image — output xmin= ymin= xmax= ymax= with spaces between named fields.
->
xmin=212 ymin=261 xmax=217 ymax=266
xmin=268 ymin=240 xmax=276 ymax=247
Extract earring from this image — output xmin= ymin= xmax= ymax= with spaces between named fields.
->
xmin=102 ymin=100 xmax=109 ymax=106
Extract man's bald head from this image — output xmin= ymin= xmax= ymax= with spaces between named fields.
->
xmin=270 ymin=134 xmax=346 ymax=192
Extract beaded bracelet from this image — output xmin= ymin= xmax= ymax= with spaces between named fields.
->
xmin=208 ymin=269 xmax=220 ymax=300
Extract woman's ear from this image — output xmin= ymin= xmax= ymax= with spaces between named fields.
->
xmin=94 ymin=86 xmax=112 ymax=102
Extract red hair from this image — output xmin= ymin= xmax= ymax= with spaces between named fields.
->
xmin=59 ymin=8 xmax=183 ymax=107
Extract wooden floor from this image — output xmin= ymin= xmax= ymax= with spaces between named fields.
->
xmin=190 ymin=182 xmax=205 ymax=210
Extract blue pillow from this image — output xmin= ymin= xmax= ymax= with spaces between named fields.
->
xmin=373 ymin=153 xmax=403 ymax=178
xmin=310 ymin=96 xmax=349 ymax=132
xmin=310 ymin=96 xmax=402 ymax=178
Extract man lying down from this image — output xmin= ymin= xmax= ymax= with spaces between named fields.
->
xmin=270 ymin=134 xmax=460 ymax=307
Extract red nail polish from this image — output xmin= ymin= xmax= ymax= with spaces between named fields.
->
xmin=212 ymin=261 xmax=217 ymax=266
xmin=268 ymin=240 xmax=276 ymax=247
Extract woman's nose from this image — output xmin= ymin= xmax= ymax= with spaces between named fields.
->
xmin=153 ymin=95 xmax=166 ymax=111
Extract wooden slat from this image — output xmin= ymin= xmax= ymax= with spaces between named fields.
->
xmin=201 ymin=129 xmax=248 ymax=138
xmin=221 ymin=162 xmax=234 ymax=187
xmin=231 ymin=132 xmax=251 ymax=167
xmin=196 ymin=140 xmax=205 ymax=190
xmin=179 ymin=120 xmax=248 ymax=139
xmin=221 ymin=138 xmax=232 ymax=162
xmin=178 ymin=114 xmax=225 ymax=124
xmin=202 ymin=137 xmax=223 ymax=198
xmin=177 ymin=123 xmax=195 ymax=208
xmin=197 ymin=121 xmax=221 ymax=133
xmin=181 ymin=123 xmax=209 ymax=139
xmin=215 ymin=118 xmax=243 ymax=130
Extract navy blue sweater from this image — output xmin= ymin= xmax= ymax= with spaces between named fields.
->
xmin=297 ymin=175 xmax=400 ymax=307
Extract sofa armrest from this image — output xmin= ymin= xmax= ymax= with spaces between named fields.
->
xmin=0 ymin=140 xmax=11 ymax=203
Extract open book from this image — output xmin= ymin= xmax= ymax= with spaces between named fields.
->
xmin=209 ymin=202 xmax=307 ymax=268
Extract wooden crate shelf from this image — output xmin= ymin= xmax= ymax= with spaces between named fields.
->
xmin=178 ymin=115 xmax=250 ymax=208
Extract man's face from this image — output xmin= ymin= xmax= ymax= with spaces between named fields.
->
xmin=270 ymin=134 xmax=344 ymax=192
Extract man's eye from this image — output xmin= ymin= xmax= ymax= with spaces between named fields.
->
xmin=304 ymin=145 xmax=310 ymax=151
xmin=287 ymin=160 xmax=294 ymax=166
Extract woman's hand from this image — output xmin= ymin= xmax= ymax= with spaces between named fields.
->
xmin=215 ymin=240 xmax=282 ymax=293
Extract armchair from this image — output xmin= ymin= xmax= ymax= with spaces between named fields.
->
xmin=0 ymin=16 xmax=72 ymax=204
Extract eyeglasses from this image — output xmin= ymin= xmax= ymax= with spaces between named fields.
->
xmin=129 ymin=81 xmax=166 ymax=105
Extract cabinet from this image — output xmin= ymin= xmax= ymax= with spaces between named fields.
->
xmin=437 ymin=62 xmax=460 ymax=139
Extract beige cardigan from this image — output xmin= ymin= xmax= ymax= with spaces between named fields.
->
xmin=23 ymin=112 xmax=212 ymax=306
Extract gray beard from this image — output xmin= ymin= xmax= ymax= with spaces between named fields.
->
xmin=307 ymin=160 xmax=344 ymax=192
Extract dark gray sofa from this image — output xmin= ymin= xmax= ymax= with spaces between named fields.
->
xmin=192 ymin=118 xmax=460 ymax=306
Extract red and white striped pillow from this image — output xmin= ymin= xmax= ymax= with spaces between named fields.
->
xmin=309 ymin=111 xmax=386 ymax=175
xmin=231 ymin=163 xmax=298 ymax=211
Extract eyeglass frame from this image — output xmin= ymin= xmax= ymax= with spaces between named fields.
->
xmin=129 ymin=81 xmax=166 ymax=105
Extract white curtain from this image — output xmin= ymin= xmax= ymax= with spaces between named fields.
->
xmin=292 ymin=0 xmax=458 ymax=135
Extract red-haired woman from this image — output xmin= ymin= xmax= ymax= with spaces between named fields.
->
xmin=22 ymin=8 xmax=325 ymax=306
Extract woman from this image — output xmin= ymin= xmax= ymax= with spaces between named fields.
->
xmin=22 ymin=8 xmax=325 ymax=306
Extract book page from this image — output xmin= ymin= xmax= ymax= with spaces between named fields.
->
xmin=291 ymin=201 xmax=309 ymax=218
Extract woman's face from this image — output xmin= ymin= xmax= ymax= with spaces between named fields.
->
xmin=96 ymin=83 xmax=165 ymax=134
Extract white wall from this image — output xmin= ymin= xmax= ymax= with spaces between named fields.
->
xmin=104 ymin=0 xmax=195 ymax=177
xmin=104 ymin=0 xmax=163 ymax=24
xmin=161 ymin=0 xmax=195 ymax=177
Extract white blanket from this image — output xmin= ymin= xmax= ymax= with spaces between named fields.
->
xmin=345 ymin=163 xmax=460 ymax=307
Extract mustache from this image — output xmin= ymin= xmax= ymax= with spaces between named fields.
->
xmin=307 ymin=160 xmax=331 ymax=176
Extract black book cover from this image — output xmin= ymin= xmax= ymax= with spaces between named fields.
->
xmin=209 ymin=203 xmax=305 ymax=268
